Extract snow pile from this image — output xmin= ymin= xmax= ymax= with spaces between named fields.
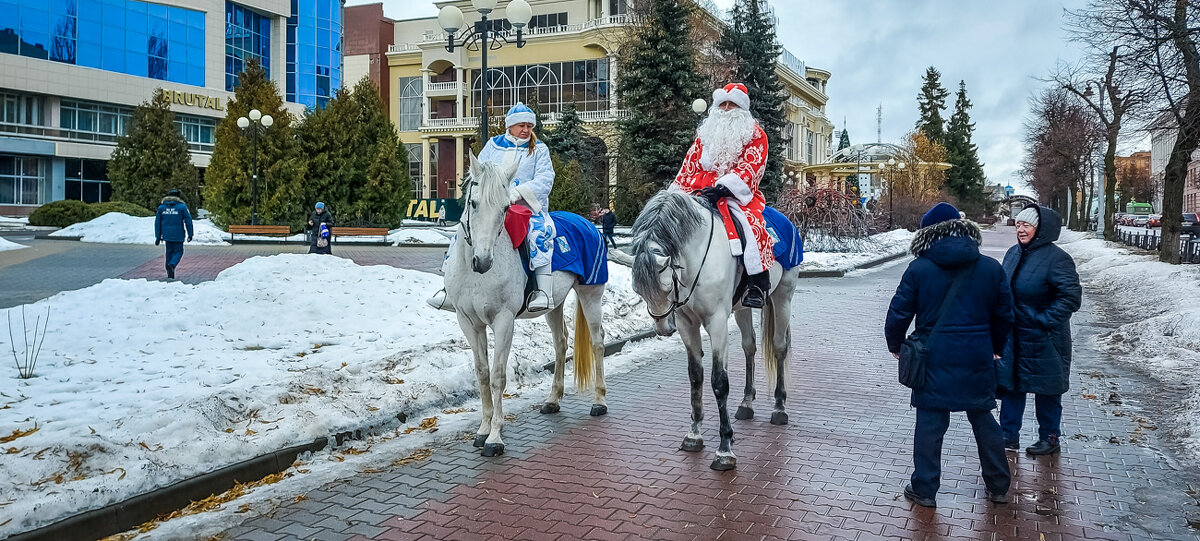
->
xmin=0 ymin=254 xmax=652 ymax=536
xmin=0 ymin=236 xmax=27 ymax=251
xmin=798 ymin=229 xmax=915 ymax=272
xmin=1058 ymin=230 xmax=1200 ymax=458
xmin=48 ymin=213 xmax=230 ymax=246
xmin=388 ymin=227 xmax=453 ymax=245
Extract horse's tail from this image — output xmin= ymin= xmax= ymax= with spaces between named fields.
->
xmin=763 ymin=296 xmax=785 ymax=397
xmin=573 ymin=300 xmax=595 ymax=391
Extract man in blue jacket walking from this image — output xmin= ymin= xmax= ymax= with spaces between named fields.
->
xmin=154 ymin=188 xmax=194 ymax=279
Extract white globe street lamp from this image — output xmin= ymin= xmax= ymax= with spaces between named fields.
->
xmin=438 ymin=1 xmax=533 ymax=146
xmin=237 ymin=109 xmax=273 ymax=225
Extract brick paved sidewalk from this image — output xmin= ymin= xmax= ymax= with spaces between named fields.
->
xmin=221 ymin=231 xmax=1200 ymax=541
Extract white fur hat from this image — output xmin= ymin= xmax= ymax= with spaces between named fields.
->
xmin=1015 ymin=206 xmax=1040 ymax=227
xmin=712 ymin=83 xmax=750 ymax=110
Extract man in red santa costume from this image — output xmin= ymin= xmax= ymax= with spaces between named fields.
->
xmin=672 ymin=82 xmax=774 ymax=308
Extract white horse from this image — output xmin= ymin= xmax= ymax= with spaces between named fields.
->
xmin=630 ymin=190 xmax=799 ymax=471
xmin=443 ymin=154 xmax=608 ymax=457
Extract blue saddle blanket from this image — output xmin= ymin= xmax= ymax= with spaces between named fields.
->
xmin=550 ymin=211 xmax=608 ymax=285
xmin=763 ymin=206 xmax=804 ymax=270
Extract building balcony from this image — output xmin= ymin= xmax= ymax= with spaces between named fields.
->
xmin=389 ymin=15 xmax=632 ymax=55
xmin=414 ymin=109 xmax=629 ymax=134
xmin=425 ymin=81 xmax=461 ymax=97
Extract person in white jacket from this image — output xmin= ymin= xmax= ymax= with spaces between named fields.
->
xmin=428 ymin=103 xmax=558 ymax=312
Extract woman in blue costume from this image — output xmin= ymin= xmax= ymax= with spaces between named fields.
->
xmin=428 ymin=103 xmax=557 ymax=312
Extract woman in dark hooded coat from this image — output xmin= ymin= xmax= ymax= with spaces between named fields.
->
xmin=885 ymin=202 xmax=1015 ymax=508
xmin=997 ymin=205 xmax=1082 ymax=456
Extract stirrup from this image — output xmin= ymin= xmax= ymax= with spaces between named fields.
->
xmin=426 ymin=289 xmax=454 ymax=312
xmin=742 ymin=286 xmax=765 ymax=309
xmin=527 ymin=290 xmax=553 ymax=312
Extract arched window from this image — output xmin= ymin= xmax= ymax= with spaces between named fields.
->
xmin=398 ymin=76 xmax=421 ymax=131
xmin=516 ymin=65 xmax=559 ymax=114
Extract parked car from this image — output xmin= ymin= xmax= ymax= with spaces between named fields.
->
xmin=1183 ymin=213 xmax=1200 ymax=239
xmin=1146 ymin=214 xmax=1162 ymax=228
xmin=1133 ymin=215 xmax=1151 ymax=227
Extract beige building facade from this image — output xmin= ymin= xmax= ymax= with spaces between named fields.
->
xmin=374 ymin=0 xmax=834 ymax=218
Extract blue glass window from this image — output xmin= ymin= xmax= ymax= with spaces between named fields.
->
xmin=225 ymin=2 xmax=271 ymax=91
xmin=0 ymin=0 xmax=203 ymax=86
xmin=287 ymin=0 xmax=341 ymax=108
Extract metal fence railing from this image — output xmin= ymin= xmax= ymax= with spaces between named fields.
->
xmin=1115 ymin=229 xmax=1200 ymax=263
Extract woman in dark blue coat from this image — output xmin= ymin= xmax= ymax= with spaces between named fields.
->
xmin=997 ymin=205 xmax=1082 ymax=456
xmin=885 ymin=202 xmax=1015 ymax=508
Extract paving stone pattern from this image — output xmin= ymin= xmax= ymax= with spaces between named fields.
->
xmin=223 ymin=230 xmax=1200 ymax=541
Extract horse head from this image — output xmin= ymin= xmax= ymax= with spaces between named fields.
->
xmin=630 ymin=191 xmax=711 ymax=332
xmin=464 ymin=153 xmax=521 ymax=274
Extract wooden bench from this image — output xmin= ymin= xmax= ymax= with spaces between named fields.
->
xmin=332 ymin=226 xmax=390 ymax=244
xmin=228 ymin=225 xmax=292 ymax=242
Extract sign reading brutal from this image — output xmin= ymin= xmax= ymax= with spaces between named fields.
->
xmin=157 ymin=88 xmax=225 ymax=111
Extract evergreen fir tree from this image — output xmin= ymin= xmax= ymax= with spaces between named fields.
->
xmin=717 ymin=0 xmax=788 ymax=201
xmin=294 ymin=77 xmax=411 ymax=226
xmin=915 ymin=67 xmax=950 ymax=144
xmin=837 ymin=128 xmax=851 ymax=151
xmin=615 ymin=0 xmax=707 ymax=222
xmin=945 ymin=80 xmax=987 ymax=210
xmin=107 ymin=91 xmax=200 ymax=212
xmin=548 ymin=158 xmax=591 ymax=216
xmin=351 ymin=78 xmax=411 ymax=225
xmin=204 ymin=59 xmax=306 ymax=227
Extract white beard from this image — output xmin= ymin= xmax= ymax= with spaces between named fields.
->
xmin=697 ymin=107 xmax=758 ymax=175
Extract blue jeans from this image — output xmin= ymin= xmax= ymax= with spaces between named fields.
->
xmin=999 ymin=390 xmax=1062 ymax=443
xmin=912 ymin=408 xmax=1010 ymax=499
xmin=164 ymin=241 xmax=184 ymax=269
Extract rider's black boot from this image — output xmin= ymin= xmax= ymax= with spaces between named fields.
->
xmin=742 ymin=272 xmax=770 ymax=309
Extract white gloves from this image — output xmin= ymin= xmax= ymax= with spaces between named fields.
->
xmin=509 ymin=187 xmax=523 ymax=204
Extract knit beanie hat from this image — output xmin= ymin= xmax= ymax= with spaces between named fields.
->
xmin=505 ymin=103 xmax=537 ymax=128
xmin=1015 ymin=206 xmax=1039 ymax=227
xmin=315 ymin=202 xmax=325 ymax=210
xmin=920 ymin=202 xmax=961 ymax=228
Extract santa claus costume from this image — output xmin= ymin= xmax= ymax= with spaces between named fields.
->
xmin=672 ymin=83 xmax=774 ymax=308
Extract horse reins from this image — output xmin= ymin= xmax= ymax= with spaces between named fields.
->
xmin=646 ymin=210 xmax=715 ymax=320
xmin=460 ymin=179 xmax=508 ymax=247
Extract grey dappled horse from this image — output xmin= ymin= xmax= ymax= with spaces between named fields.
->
xmin=630 ymin=190 xmax=799 ymax=470
xmin=443 ymin=154 xmax=607 ymax=457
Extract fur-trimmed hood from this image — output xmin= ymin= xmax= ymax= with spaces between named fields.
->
xmin=910 ymin=219 xmax=984 ymax=268
xmin=160 ymin=196 xmax=185 ymax=206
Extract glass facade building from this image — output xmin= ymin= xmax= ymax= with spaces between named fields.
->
xmin=0 ymin=0 xmax=206 ymax=86
xmin=287 ymin=0 xmax=343 ymax=109
xmin=225 ymin=1 xmax=271 ymax=91
xmin=1 ymin=1 xmax=343 ymax=211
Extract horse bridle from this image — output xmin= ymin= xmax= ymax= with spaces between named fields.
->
xmin=646 ymin=210 xmax=715 ymax=320
xmin=460 ymin=179 xmax=509 ymax=247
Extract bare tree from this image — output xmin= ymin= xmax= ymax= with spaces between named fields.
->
xmin=1047 ymin=46 xmax=1147 ymax=239
xmin=1072 ymin=0 xmax=1200 ymax=263
xmin=1022 ymin=88 xmax=1104 ymax=228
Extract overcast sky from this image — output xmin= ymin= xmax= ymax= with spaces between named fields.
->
xmin=349 ymin=0 xmax=1100 ymax=194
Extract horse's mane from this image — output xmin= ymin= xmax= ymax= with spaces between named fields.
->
xmin=469 ymin=160 xmax=511 ymax=212
xmin=630 ymin=190 xmax=709 ymax=300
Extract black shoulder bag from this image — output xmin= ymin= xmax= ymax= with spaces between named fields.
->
xmin=898 ymin=270 xmax=967 ymax=390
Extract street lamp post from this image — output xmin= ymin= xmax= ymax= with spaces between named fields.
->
xmin=236 ymin=109 xmax=273 ymax=225
xmin=438 ymin=0 xmax=533 ymax=145
xmin=879 ymin=158 xmax=906 ymax=229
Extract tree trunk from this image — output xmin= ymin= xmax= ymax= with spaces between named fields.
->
xmin=1159 ymin=0 xmax=1200 ymax=264
xmin=1084 ymin=164 xmax=1096 ymax=231
xmin=1067 ymin=184 xmax=1079 ymax=230
xmin=1102 ymin=134 xmax=1119 ymax=240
